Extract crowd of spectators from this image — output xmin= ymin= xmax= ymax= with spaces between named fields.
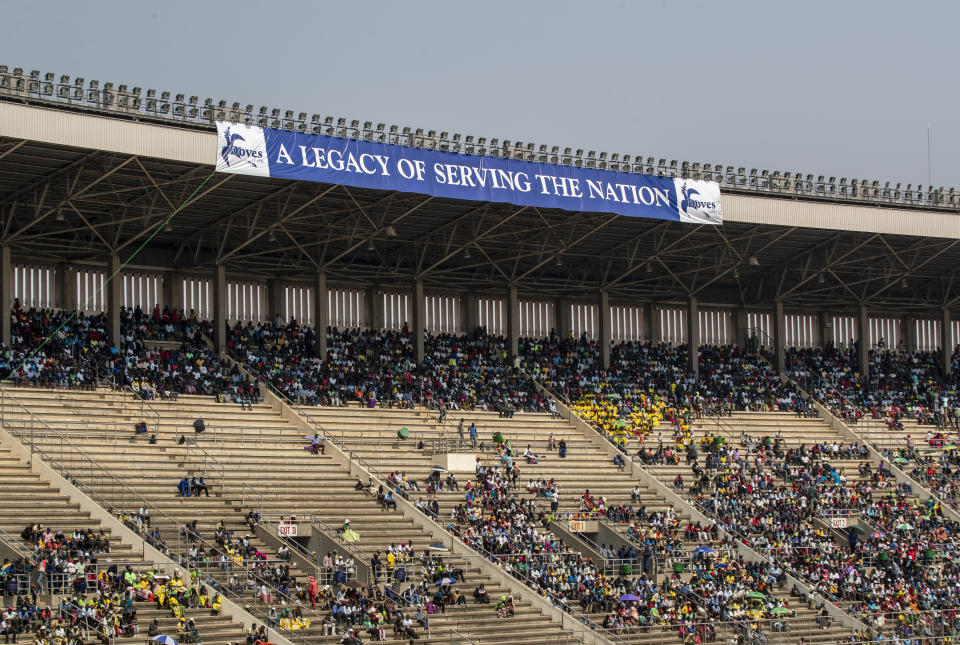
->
xmin=786 ymin=345 xmax=960 ymax=430
xmin=654 ymin=424 xmax=960 ymax=641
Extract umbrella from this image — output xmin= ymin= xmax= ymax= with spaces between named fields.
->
xmin=611 ymin=420 xmax=628 ymax=428
xmin=431 ymin=466 xmax=447 ymax=472
xmin=770 ymin=607 xmax=791 ymax=615
xmin=893 ymin=457 xmax=909 ymax=464
xmin=153 ymin=637 xmax=178 ymax=645
xmin=945 ymin=445 xmax=959 ymax=451
xmin=428 ymin=543 xmax=448 ymax=551
xmin=693 ymin=546 xmax=714 ymax=554
xmin=344 ymin=579 xmax=365 ymax=589
xmin=746 ymin=591 xmax=766 ymax=600
xmin=435 ymin=577 xmax=457 ymax=587
xmin=871 ymin=531 xmax=885 ymax=539
xmin=897 ymin=523 xmax=914 ymax=530
xmin=618 ymin=594 xmax=641 ymax=602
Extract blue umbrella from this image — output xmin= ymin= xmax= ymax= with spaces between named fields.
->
xmin=153 ymin=637 xmax=179 ymax=645
xmin=619 ymin=594 xmax=641 ymax=601
xmin=435 ymin=577 xmax=457 ymax=586
xmin=694 ymin=546 xmax=714 ymax=554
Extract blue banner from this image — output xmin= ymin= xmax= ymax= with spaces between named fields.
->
xmin=215 ymin=122 xmax=721 ymax=225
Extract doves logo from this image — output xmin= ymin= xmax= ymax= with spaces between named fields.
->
xmin=675 ymin=179 xmax=722 ymax=224
xmin=220 ymin=127 xmax=263 ymax=167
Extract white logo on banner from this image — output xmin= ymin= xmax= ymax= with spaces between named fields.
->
xmin=215 ymin=122 xmax=270 ymax=177
xmin=674 ymin=178 xmax=722 ymax=224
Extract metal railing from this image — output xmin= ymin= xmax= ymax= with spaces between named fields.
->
xmin=527 ymin=375 xmax=876 ymax=634
xmin=241 ymin=481 xmax=264 ymax=515
xmin=124 ymin=383 xmax=162 ymax=436
xmin=0 ymin=524 xmax=35 ymax=560
xmin=0 ymin=389 xmax=317 ymax=645
xmin=178 ymin=438 xmax=226 ymax=495
xmin=777 ymin=358 xmax=958 ymax=515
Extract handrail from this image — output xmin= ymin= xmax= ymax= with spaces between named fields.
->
xmin=0 ymin=389 xmax=316 ymax=645
xmin=179 ymin=437 xmax=226 ymax=495
xmin=241 ymin=481 xmax=264 ymax=514
xmin=246 ymin=379 xmax=612 ymax=644
xmin=777 ymin=356 xmax=959 ymax=517
xmin=526 ymin=371 xmax=875 ymax=634
xmin=123 ymin=382 xmax=162 ymax=436
xmin=0 ymin=525 xmax=35 ymax=560
xmin=59 ymin=598 xmax=115 ymax=645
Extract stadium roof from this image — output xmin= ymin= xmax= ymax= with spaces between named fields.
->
xmin=1 ymin=66 xmax=959 ymax=316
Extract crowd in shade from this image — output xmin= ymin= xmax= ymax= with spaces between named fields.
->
xmin=1 ymin=305 xmax=259 ymax=401
xmin=2 ymin=305 xmax=111 ymax=387
xmin=227 ymin=321 xmax=550 ymax=412
xmin=786 ymin=345 xmax=960 ymax=428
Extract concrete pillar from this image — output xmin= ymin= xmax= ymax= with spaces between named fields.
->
xmin=506 ymin=285 xmax=519 ymax=360
xmin=857 ymin=304 xmax=870 ymax=379
xmin=212 ymin=263 xmax=227 ymax=352
xmin=902 ymin=316 xmax=915 ymax=353
xmin=817 ymin=311 xmax=830 ymax=348
xmin=773 ymin=300 xmax=786 ymax=375
xmin=462 ymin=293 xmax=479 ymax=336
xmin=107 ymin=254 xmax=122 ymax=350
xmin=686 ymin=296 xmax=698 ymax=377
xmin=599 ymin=291 xmax=611 ymax=369
xmin=364 ymin=287 xmax=382 ymax=331
xmin=735 ymin=309 xmax=749 ymax=347
xmin=163 ymin=271 xmax=182 ymax=315
xmin=412 ymin=280 xmax=425 ymax=363
xmin=645 ymin=303 xmax=659 ymax=344
xmin=267 ymin=279 xmax=284 ymax=325
xmin=0 ymin=247 xmax=10 ymax=343
xmin=313 ymin=272 xmax=328 ymax=356
xmin=54 ymin=263 xmax=73 ymax=312
xmin=555 ymin=297 xmax=571 ymax=340
xmin=943 ymin=307 xmax=953 ymax=376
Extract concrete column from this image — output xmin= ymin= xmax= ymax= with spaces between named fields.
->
xmin=645 ymin=303 xmax=659 ymax=344
xmin=943 ymin=307 xmax=953 ymax=376
xmin=506 ymin=285 xmax=519 ymax=360
xmin=412 ymin=280 xmax=425 ymax=363
xmin=599 ymin=291 xmax=611 ymax=369
xmin=313 ymin=272 xmax=328 ymax=356
xmin=212 ymin=263 xmax=227 ymax=352
xmin=54 ymin=263 xmax=73 ymax=312
xmin=773 ymin=300 xmax=786 ymax=375
xmin=107 ymin=254 xmax=122 ymax=350
xmin=267 ymin=279 xmax=284 ymax=325
xmin=735 ymin=309 xmax=749 ymax=347
xmin=555 ymin=297 xmax=571 ymax=340
xmin=0 ymin=247 xmax=10 ymax=343
xmin=364 ymin=287 xmax=382 ymax=331
xmin=163 ymin=271 xmax=182 ymax=315
xmin=817 ymin=311 xmax=830 ymax=348
xmin=857 ymin=304 xmax=870 ymax=379
xmin=462 ymin=293 xmax=479 ymax=336
xmin=902 ymin=316 xmax=915 ymax=353
xmin=686 ymin=296 xmax=698 ymax=377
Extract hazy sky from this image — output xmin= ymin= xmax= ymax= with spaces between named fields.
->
xmin=3 ymin=0 xmax=958 ymax=186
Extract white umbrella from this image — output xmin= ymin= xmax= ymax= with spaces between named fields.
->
xmin=153 ymin=636 xmax=179 ymax=645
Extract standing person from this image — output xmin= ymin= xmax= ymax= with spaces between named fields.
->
xmin=558 ymin=438 xmax=567 ymax=459
xmin=468 ymin=422 xmax=478 ymax=449
xmin=457 ymin=419 xmax=465 ymax=443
